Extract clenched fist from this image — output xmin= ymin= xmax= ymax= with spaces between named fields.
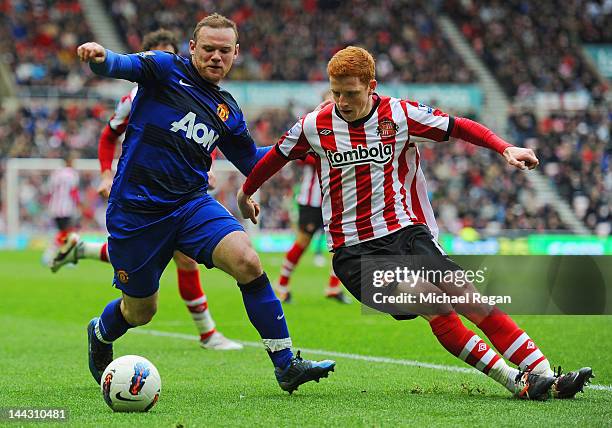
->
xmin=77 ymin=42 xmax=106 ymax=63
xmin=503 ymin=146 xmax=539 ymax=170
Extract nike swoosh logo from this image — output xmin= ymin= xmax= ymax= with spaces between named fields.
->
xmin=115 ymin=392 xmax=143 ymax=402
xmin=276 ymin=314 xmax=285 ymax=320
xmin=179 ymin=79 xmax=194 ymax=87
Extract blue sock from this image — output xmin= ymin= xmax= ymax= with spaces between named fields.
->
xmin=239 ymin=273 xmax=293 ymax=369
xmin=96 ymin=298 xmax=133 ymax=343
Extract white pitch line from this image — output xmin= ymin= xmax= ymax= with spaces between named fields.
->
xmin=133 ymin=328 xmax=612 ymax=393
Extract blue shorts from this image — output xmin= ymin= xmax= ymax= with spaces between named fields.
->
xmin=106 ymin=194 xmax=244 ymax=298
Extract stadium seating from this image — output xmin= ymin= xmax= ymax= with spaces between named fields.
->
xmin=445 ymin=0 xmax=609 ymax=97
xmin=103 ymin=0 xmax=474 ymax=82
xmin=508 ymin=108 xmax=610 ymax=235
xmin=0 ymin=101 xmax=111 ymax=159
xmin=1 ymin=0 xmax=100 ymax=89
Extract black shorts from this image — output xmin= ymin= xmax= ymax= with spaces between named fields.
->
xmin=332 ymin=224 xmax=462 ymax=320
xmin=298 ymin=204 xmax=323 ymax=235
xmin=54 ymin=217 xmax=74 ymax=231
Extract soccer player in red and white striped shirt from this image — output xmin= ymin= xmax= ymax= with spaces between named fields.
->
xmin=48 ymin=153 xmax=80 ymax=247
xmin=277 ymin=154 xmax=349 ymax=304
xmin=50 ymin=30 xmax=241 ymax=351
xmin=238 ymin=46 xmax=592 ymax=400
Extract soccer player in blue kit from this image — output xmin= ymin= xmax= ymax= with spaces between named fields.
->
xmin=76 ymin=13 xmax=334 ymax=394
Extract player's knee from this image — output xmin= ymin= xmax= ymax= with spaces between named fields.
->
xmin=296 ymin=230 xmax=313 ymax=247
xmin=173 ymin=251 xmax=198 ymax=271
xmin=233 ymin=248 xmax=263 ymax=283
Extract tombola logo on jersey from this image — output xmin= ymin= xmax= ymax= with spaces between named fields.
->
xmin=325 ymin=143 xmax=393 ymax=168
xmin=170 ymin=111 xmax=220 ymax=149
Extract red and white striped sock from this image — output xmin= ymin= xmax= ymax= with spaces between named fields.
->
xmin=430 ymin=312 xmax=519 ymax=392
xmin=325 ymin=270 xmax=341 ymax=296
xmin=477 ymin=307 xmax=552 ymax=376
xmin=277 ymin=242 xmax=306 ymax=292
xmin=82 ymin=242 xmax=110 ymax=263
xmin=177 ymin=269 xmax=216 ymax=341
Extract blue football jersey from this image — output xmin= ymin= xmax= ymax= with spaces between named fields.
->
xmin=91 ymin=50 xmax=265 ymax=213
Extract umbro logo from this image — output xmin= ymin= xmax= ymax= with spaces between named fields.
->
xmin=526 ymin=341 xmax=535 ymax=350
xmin=179 ymin=79 xmax=194 ymax=87
xmin=478 ymin=343 xmax=487 ymax=353
xmin=319 ymin=128 xmax=333 ymax=136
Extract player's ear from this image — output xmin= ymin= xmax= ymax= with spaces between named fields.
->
xmin=234 ymin=43 xmax=240 ymax=58
xmin=368 ymin=79 xmax=377 ymax=95
xmin=189 ymin=39 xmax=196 ymax=56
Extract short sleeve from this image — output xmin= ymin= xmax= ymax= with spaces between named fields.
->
xmin=276 ymin=117 xmax=312 ymax=160
xmin=402 ymin=100 xmax=455 ymax=143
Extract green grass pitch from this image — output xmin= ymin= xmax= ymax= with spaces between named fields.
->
xmin=0 ymin=250 xmax=610 ymax=427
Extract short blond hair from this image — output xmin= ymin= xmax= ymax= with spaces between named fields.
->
xmin=192 ymin=13 xmax=238 ymax=43
xmin=327 ymin=46 xmax=375 ymax=84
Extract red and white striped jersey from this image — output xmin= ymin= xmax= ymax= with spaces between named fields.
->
xmin=277 ymin=95 xmax=453 ymax=250
xmin=296 ymin=159 xmax=322 ymax=208
xmin=108 ymin=86 xmax=138 ymax=133
xmin=48 ymin=166 xmax=80 ymax=218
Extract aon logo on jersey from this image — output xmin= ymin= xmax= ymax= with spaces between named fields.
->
xmin=170 ymin=112 xmax=219 ymax=149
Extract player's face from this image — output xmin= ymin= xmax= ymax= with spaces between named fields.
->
xmin=153 ymin=43 xmax=176 ymax=54
xmin=189 ymin=27 xmax=239 ymax=84
xmin=329 ymin=76 xmax=377 ymax=122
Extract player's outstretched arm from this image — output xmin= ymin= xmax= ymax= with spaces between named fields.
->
xmin=238 ymin=147 xmax=290 ymax=224
xmin=77 ymin=44 xmax=170 ymax=82
xmin=217 ymin=131 xmax=274 ymax=177
xmin=237 ymin=116 xmax=312 ymax=223
xmin=450 ymin=117 xmax=539 ymax=170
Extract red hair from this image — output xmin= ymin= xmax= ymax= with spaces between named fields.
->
xmin=327 ymin=46 xmax=375 ymax=84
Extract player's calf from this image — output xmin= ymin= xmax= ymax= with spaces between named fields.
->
xmin=476 ymin=307 xmax=553 ymax=376
xmin=121 ymin=294 xmax=157 ymax=326
xmin=429 ymin=312 xmax=556 ymax=400
xmin=442 ymin=287 xmax=555 ymax=378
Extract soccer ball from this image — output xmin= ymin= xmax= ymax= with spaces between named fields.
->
xmin=100 ymin=355 xmax=161 ymax=412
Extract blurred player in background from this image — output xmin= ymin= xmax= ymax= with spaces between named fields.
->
xmin=238 ymin=46 xmax=592 ymax=401
xmin=43 ymin=151 xmax=80 ymax=264
xmin=276 ymin=153 xmax=350 ymax=304
xmin=51 ymin=29 xmax=241 ymax=351
xmin=76 ymin=14 xmax=335 ymax=393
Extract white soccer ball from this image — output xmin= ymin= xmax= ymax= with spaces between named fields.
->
xmin=100 ymin=355 xmax=161 ymax=412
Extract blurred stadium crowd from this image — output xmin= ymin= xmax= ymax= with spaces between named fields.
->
xmin=447 ymin=0 xmax=610 ymax=98
xmin=0 ymin=0 xmax=609 ymax=237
